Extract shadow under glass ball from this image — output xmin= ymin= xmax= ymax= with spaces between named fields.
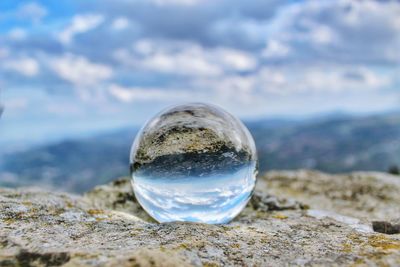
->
xmin=130 ymin=103 xmax=258 ymax=224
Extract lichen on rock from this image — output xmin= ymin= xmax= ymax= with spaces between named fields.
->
xmin=1 ymin=170 xmax=400 ymax=266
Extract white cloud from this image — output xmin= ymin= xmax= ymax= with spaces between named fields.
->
xmin=192 ymin=75 xmax=258 ymax=105
xmin=115 ymin=40 xmax=257 ymax=76
xmin=264 ymin=0 xmax=400 ymax=64
xmin=301 ymin=67 xmax=389 ymax=93
xmin=262 ymin=40 xmax=291 ymax=58
xmin=340 ymin=0 xmax=397 ymax=28
xmin=295 ymin=18 xmax=338 ymax=45
xmin=111 ymin=17 xmax=130 ymax=31
xmin=141 ymin=49 xmax=222 ymax=76
xmin=58 ymin=14 xmax=104 ymax=45
xmin=3 ymin=57 xmax=40 ymax=77
xmin=50 ymin=54 xmax=113 ymax=86
xmin=115 ymin=43 xmax=221 ymax=76
xmin=133 ymin=40 xmax=155 ymax=55
xmin=190 ymin=65 xmax=392 ymax=105
xmin=151 ymin=0 xmax=201 ymax=6
xmin=2 ymin=0 xmax=399 ymax=122
xmin=108 ymin=84 xmax=190 ymax=102
xmin=309 ymin=24 xmax=336 ymax=45
xmin=256 ymin=69 xmax=286 ymax=92
xmin=8 ymin=28 xmax=27 ymax=41
xmin=16 ymin=2 xmax=47 ymax=23
xmin=215 ymin=48 xmax=257 ymax=72
xmin=256 ymin=66 xmax=391 ymax=95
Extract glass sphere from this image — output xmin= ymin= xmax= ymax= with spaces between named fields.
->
xmin=130 ymin=103 xmax=258 ymax=224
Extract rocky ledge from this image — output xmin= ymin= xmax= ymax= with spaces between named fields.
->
xmin=1 ymin=170 xmax=400 ymax=266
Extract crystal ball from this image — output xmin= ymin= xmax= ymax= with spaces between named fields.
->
xmin=130 ymin=103 xmax=258 ymax=224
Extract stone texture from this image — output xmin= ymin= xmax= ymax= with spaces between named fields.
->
xmin=1 ymin=170 xmax=400 ymax=266
xmin=372 ymin=221 xmax=400 ymax=235
xmin=262 ymin=170 xmax=400 ymax=221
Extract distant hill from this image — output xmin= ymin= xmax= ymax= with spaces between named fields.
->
xmin=252 ymin=113 xmax=400 ymax=173
xmin=0 ymin=129 xmax=137 ymax=192
xmin=1 ymin=113 xmax=399 ymax=192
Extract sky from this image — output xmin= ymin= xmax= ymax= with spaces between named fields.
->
xmin=0 ymin=0 xmax=399 ymax=146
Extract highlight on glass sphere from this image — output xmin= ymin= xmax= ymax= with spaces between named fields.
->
xmin=130 ymin=103 xmax=258 ymax=224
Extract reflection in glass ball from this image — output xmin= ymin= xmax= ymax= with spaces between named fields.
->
xmin=130 ymin=103 xmax=258 ymax=224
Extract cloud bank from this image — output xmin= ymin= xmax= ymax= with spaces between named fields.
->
xmin=0 ymin=0 xmax=399 ymax=143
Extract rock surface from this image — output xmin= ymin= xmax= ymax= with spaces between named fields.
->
xmin=1 ymin=170 xmax=400 ymax=266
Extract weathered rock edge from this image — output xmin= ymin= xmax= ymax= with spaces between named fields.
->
xmin=1 ymin=170 xmax=400 ymax=266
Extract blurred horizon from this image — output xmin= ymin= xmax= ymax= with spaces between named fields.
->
xmin=1 ymin=107 xmax=400 ymax=151
xmin=2 ymin=110 xmax=400 ymax=192
xmin=1 ymin=0 xmax=400 ymax=148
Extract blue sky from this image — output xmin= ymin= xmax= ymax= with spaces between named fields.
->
xmin=0 ymin=0 xmax=399 ymax=145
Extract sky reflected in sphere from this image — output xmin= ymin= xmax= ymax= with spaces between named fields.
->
xmin=130 ymin=103 xmax=258 ymax=224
